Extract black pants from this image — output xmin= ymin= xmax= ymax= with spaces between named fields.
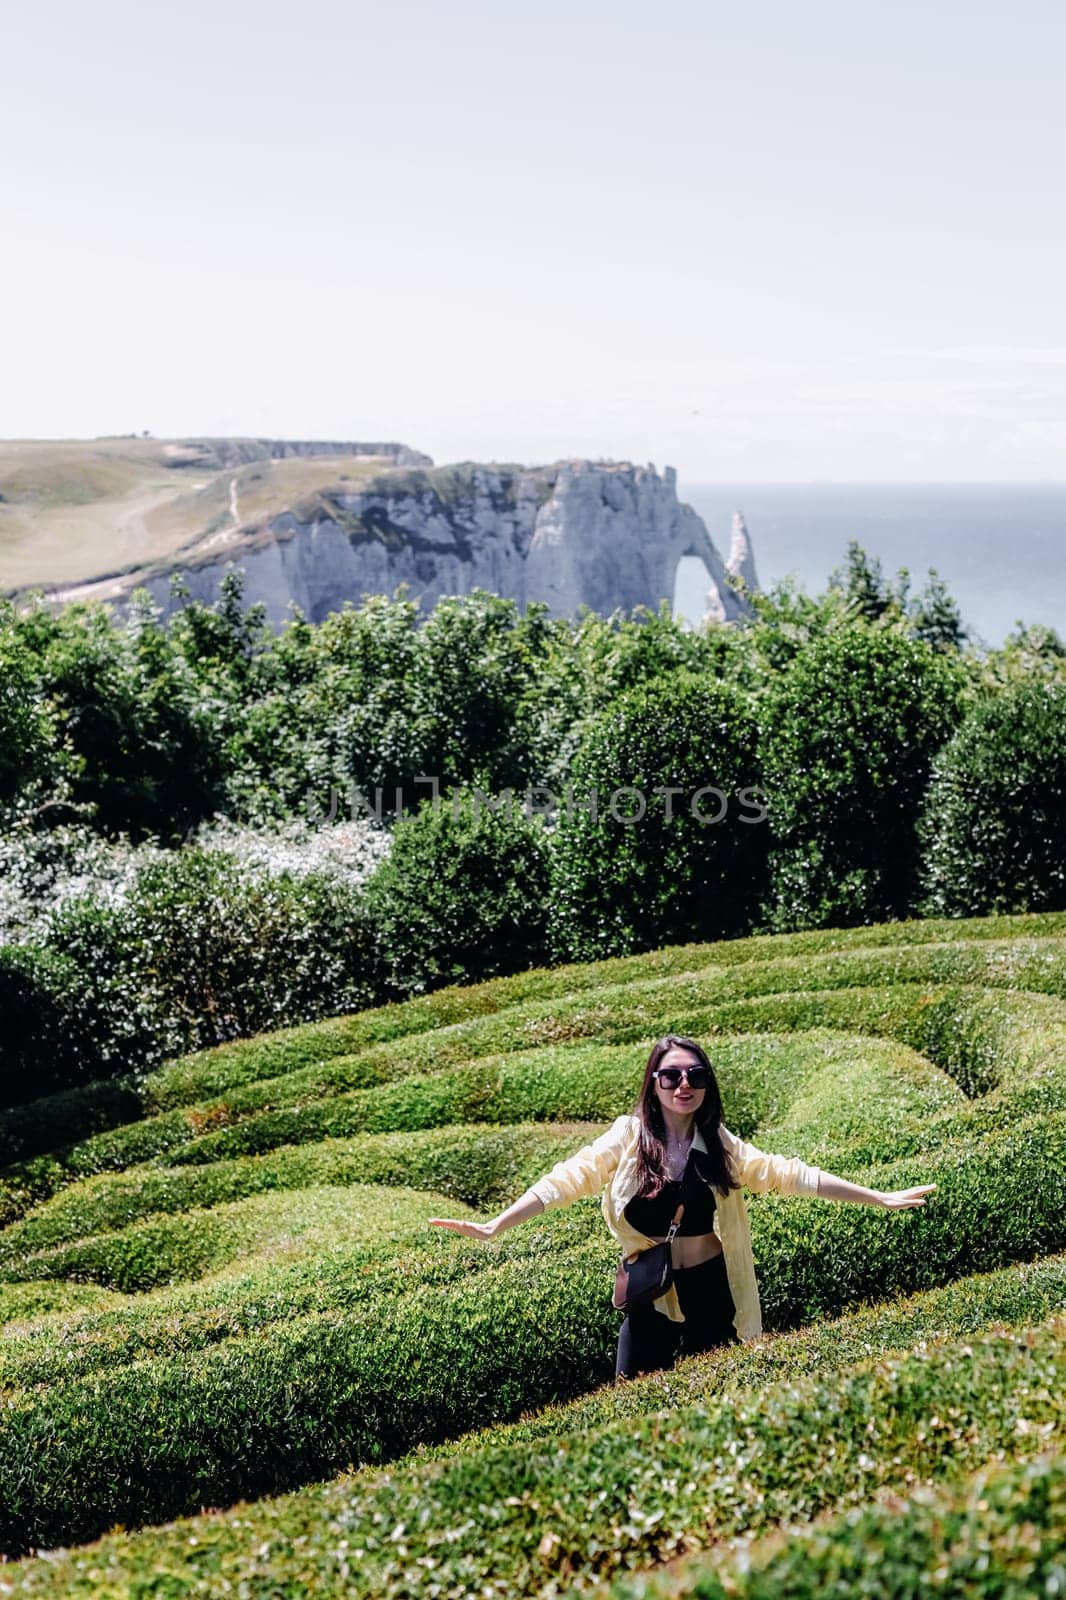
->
xmin=615 ymin=1251 xmax=739 ymax=1380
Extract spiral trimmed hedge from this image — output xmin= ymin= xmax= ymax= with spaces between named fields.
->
xmin=3 ymin=910 xmax=1066 ymax=1586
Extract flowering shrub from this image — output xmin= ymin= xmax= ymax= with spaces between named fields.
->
xmin=0 ymin=818 xmax=391 ymax=1104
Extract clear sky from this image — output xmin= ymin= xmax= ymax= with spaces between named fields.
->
xmin=3 ymin=0 xmax=1064 ymax=481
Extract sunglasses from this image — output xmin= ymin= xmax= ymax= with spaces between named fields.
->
xmin=653 ymin=1065 xmax=711 ymax=1091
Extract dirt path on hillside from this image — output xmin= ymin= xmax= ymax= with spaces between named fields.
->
xmin=196 ymin=476 xmax=243 ymax=553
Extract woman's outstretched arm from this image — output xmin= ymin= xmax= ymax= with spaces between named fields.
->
xmin=428 ymin=1113 xmax=632 ymax=1242
xmin=429 ymin=1189 xmax=545 ymax=1242
xmin=720 ymin=1126 xmax=935 ymax=1210
xmin=816 ymin=1171 xmax=936 ymax=1210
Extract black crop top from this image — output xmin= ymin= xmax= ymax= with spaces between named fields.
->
xmin=623 ymin=1154 xmax=717 ymax=1237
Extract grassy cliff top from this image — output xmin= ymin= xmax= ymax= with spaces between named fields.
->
xmin=0 ymin=438 xmax=424 ymax=596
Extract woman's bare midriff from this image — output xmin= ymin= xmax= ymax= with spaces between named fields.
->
xmin=641 ymin=1232 xmax=724 ymax=1268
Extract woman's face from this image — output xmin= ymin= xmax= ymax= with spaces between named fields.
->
xmin=652 ymin=1046 xmax=707 ymax=1120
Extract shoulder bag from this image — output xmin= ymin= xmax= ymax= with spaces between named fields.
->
xmin=611 ymin=1199 xmax=684 ymax=1311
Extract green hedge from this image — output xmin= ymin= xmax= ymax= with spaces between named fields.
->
xmin=741 ymin=1111 xmax=1066 ymax=1328
xmin=96 ymin=910 xmax=1066 ymax=1111
xmin=0 ymin=1064 xmax=1044 ymax=1284
xmin=0 ymin=1122 xmax=592 ymax=1266
xmin=4 ymin=1145 xmax=1056 ymax=1408
xmin=0 ymin=1208 xmax=602 ymax=1393
xmin=3 ymin=1088 xmax=1066 ymax=1374
xmin=0 ymin=1184 xmax=451 ymax=1294
xmin=0 ymin=1235 xmax=616 ymax=1553
xmin=2 ymin=916 xmax=1065 ymax=1577
xmin=160 ymin=1032 xmax=957 ymax=1170
xmin=158 ymin=960 xmax=1066 ymax=1140
xmin=3 ymin=923 xmax=1063 ymax=1186
xmin=0 ymin=1071 xmax=147 ymax=1168
xmin=6 ymin=955 xmax=1062 ymax=1232
xmin=127 ymin=931 xmax=1066 ymax=1117
xmin=4 ymin=1313 xmax=1063 ymax=1587
xmin=2 ymin=1113 xmax=1065 ymax=1552
xmin=605 ymin=1451 xmax=1066 ymax=1600
xmin=414 ymin=1248 xmax=1066 ymax=1463
xmin=0 ymin=1279 xmax=126 ymax=1327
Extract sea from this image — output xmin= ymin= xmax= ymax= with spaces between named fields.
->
xmin=677 ymin=483 xmax=1065 ymax=649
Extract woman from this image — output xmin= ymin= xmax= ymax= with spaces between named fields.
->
xmin=431 ymin=1034 xmax=936 ymax=1380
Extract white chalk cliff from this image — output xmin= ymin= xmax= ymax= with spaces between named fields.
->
xmin=128 ymin=457 xmax=754 ymax=628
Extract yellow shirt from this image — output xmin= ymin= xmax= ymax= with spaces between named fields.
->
xmin=529 ymin=1114 xmax=823 ymax=1338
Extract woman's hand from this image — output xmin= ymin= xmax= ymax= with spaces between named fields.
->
xmin=428 ymin=1216 xmax=500 ymax=1241
xmin=877 ymin=1183 xmax=937 ymax=1210
xmin=429 ymin=1189 xmax=545 ymax=1241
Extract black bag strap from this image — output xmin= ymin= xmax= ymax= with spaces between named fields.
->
xmin=664 ymin=1200 xmax=684 ymax=1241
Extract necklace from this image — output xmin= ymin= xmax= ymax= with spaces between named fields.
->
xmin=664 ymin=1131 xmax=693 ymax=1181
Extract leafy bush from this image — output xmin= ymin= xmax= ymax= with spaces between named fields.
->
xmin=222 ymin=589 xmax=554 ymax=826
xmin=363 ymin=785 xmax=552 ymax=996
xmin=0 ymin=820 xmax=167 ymax=945
xmin=409 ymin=589 xmax=552 ymax=793
xmin=0 ymin=842 xmax=384 ymax=1107
xmin=0 ymin=944 xmax=87 ymax=1108
xmin=548 ymin=672 xmax=767 ymax=962
xmin=0 ymin=938 xmax=156 ymax=1110
xmin=0 ymin=602 xmax=56 ymax=818
xmin=126 ymin=846 xmax=380 ymax=1040
xmin=15 ymin=594 xmax=230 ymax=843
xmin=918 ymin=679 xmax=1066 ymax=916
xmin=758 ymin=625 xmax=965 ymax=929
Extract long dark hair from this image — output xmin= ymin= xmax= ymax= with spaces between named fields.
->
xmin=633 ymin=1035 xmax=740 ymax=1198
